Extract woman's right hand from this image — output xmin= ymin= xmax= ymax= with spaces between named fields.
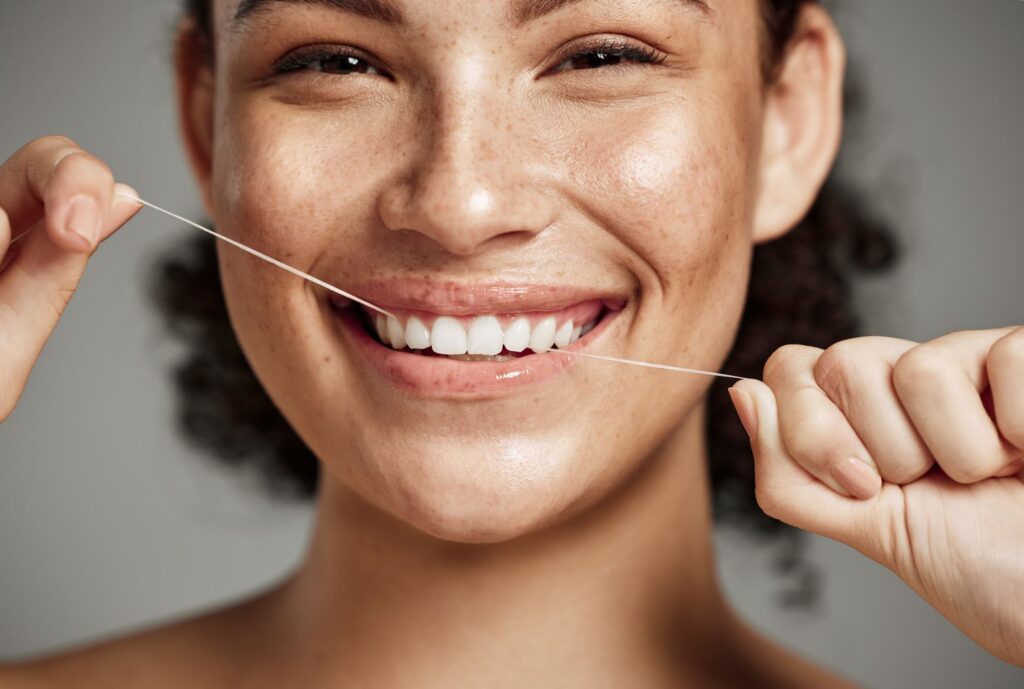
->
xmin=0 ymin=136 xmax=141 ymax=422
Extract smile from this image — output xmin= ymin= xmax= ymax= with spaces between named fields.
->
xmin=325 ymin=282 xmax=627 ymax=398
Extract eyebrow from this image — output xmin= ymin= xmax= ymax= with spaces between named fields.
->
xmin=233 ymin=0 xmax=710 ymax=29
xmin=234 ymin=0 xmax=405 ymax=26
xmin=511 ymin=0 xmax=710 ymax=26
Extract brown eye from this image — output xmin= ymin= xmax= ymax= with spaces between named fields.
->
xmin=274 ymin=47 xmax=388 ymax=78
xmin=309 ymin=54 xmax=381 ymax=75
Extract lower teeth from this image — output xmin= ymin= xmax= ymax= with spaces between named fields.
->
xmin=444 ymin=353 xmax=516 ymax=362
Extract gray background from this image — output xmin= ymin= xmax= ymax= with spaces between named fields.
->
xmin=1 ymin=1 xmax=1022 ymax=686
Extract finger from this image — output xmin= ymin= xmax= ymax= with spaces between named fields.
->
xmin=0 ymin=189 xmax=140 ymax=401
xmin=814 ymin=337 xmax=935 ymax=484
xmin=763 ymin=345 xmax=882 ymax=499
xmin=41 ymin=149 xmax=117 ymax=252
xmin=730 ymin=379 xmax=875 ymax=545
xmin=988 ymin=326 xmax=1024 ymax=453
xmin=102 ymin=183 xmax=143 ymax=242
xmin=0 ymin=136 xmax=113 ymax=253
xmin=893 ymin=328 xmax=1020 ymax=484
xmin=0 ymin=206 xmax=10 ymax=272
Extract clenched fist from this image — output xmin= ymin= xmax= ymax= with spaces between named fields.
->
xmin=730 ymin=329 xmax=1024 ymax=666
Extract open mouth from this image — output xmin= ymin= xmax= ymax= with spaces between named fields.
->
xmin=348 ymin=299 xmax=618 ymax=362
xmin=324 ymin=284 xmax=627 ymax=396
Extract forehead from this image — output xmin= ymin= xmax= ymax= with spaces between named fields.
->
xmin=213 ymin=0 xmax=714 ymax=33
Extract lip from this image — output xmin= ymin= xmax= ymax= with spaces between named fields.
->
xmin=340 ymin=279 xmax=624 ymax=316
xmin=323 ymin=281 xmax=627 ymax=399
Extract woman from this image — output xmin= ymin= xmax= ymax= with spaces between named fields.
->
xmin=0 ymin=0 xmax=1021 ymax=686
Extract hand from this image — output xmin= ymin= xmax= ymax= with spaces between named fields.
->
xmin=729 ymin=330 xmax=1024 ymax=666
xmin=0 ymin=136 xmax=141 ymax=422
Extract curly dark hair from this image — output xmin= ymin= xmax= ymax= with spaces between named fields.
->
xmin=159 ymin=0 xmax=896 ymax=598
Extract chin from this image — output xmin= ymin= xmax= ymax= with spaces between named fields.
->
xmin=351 ymin=433 xmax=594 ymax=545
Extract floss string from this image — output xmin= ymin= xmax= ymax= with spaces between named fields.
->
xmin=121 ymin=192 xmax=748 ymax=383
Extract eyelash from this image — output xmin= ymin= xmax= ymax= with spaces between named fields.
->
xmin=552 ymin=38 xmax=668 ymax=73
xmin=271 ymin=38 xmax=667 ymax=79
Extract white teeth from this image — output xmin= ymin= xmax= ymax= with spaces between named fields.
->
xmin=529 ymin=316 xmax=557 ymax=353
xmin=386 ymin=316 xmax=406 ymax=350
xmin=375 ymin=315 xmax=390 ymax=345
xmin=373 ymin=311 xmax=600 ymax=355
xmin=431 ymin=317 xmax=468 ymax=355
xmin=405 ymin=317 xmax=431 ymax=350
xmin=467 ymin=316 xmax=503 ymax=356
xmin=554 ymin=320 xmax=574 ymax=349
xmin=503 ymin=317 xmax=531 ymax=353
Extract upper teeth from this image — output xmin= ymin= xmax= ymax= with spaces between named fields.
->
xmin=373 ymin=313 xmax=589 ymax=355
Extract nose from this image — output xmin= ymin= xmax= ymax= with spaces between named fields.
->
xmin=377 ymin=89 xmax=556 ymax=257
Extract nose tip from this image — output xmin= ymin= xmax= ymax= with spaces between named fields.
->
xmin=378 ymin=159 xmax=555 ymax=257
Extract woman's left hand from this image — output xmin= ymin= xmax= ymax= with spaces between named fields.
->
xmin=729 ymin=327 xmax=1024 ymax=666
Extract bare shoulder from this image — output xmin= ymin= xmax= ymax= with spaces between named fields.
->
xmin=0 ymin=590 xmax=280 ymax=689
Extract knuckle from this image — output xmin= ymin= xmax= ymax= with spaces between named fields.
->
xmin=814 ymin=341 xmax=863 ymax=401
xmin=23 ymin=135 xmax=78 ymax=159
xmin=54 ymin=150 xmax=114 ymax=186
xmin=763 ymin=345 xmax=817 ymax=387
xmin=991 ymin=326 xmax=1024 ymax=363
xmin=40 ymin=134 xmax=79 ymax=150
xmin=893 ymin=345 xmax=949 ymax=395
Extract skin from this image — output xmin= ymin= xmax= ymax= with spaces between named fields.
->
xmin=0 ymin=0 xmax=1021 ymax=686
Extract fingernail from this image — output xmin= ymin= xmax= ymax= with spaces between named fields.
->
xmin=728 ymin=386 xmax=759 ymax=439
xmin=831 ymin=457 xmax=882 ymax=500
xmin=65 ymin=195 xmax=99 ymax=249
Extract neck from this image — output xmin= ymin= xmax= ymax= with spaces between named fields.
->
xmin=274 ymin=406 xmax=744 ymax=688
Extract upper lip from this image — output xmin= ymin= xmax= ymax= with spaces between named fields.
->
xmin=330 ymin=278 xmax=629 ymax=316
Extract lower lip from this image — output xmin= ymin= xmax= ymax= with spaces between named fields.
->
xmin=329 ymin=305 xmax=619 ymax=398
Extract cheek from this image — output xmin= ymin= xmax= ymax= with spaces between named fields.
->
xmin=211 ymin=105 xmax=381 ymax=265
xmin=557 ymin=101 xmax=755 ymax=383
xmin=566 ymin=104 xmax=753 ymax=301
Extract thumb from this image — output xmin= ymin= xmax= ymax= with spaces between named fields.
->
xmin=729 ymin=379 xmax=884 ymax=551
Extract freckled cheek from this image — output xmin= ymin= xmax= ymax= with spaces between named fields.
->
xmin=211 ymin=115 xmax=355 ymax=348
xmin=213 ymin=110 xmax=371 ymax=260
xmin=582 ymin=127 xmax=744 ymax=278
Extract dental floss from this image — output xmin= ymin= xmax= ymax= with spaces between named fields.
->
xmin=118 ymin=192 xmax=397 ymax=320
xmin=551 ymin=350 xmax=749 ymax=381
xmin=120 ymin=192 xmax=747 ymax=383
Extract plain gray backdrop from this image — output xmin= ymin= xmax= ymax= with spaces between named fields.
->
xmin=1 ymin=1 xmax=1022 ymax=686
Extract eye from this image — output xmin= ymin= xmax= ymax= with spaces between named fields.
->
xmin=273 ymin=46 xmax=389 ymax=78
xmin=551 ymin=38 xmax=667 ymax=73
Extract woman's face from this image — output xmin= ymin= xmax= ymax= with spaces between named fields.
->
xmin=201 ymin=0 xmax=769 ymax=541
